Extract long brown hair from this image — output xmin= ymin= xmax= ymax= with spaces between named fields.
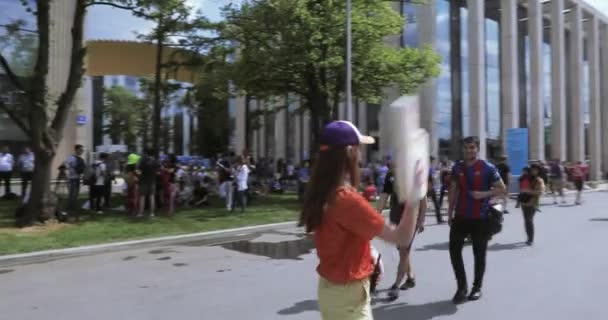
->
xmin=299 ymin=145 xmax=361 ymax=233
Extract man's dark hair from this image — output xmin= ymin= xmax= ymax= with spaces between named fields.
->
xmin=145 ymin=148 xmax=155 ymax=157
xmin=75 ymin=144 xmax=83 ymax=151
xmin=463 ymin=136 xmax=480 ymax=148
xmin=99 ymin=153 xmax=108 ymax=160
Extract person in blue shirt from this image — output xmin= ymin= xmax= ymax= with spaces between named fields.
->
xmin=447 ymin=136 xmax=506 ymax=304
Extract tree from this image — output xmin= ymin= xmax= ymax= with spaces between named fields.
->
xmin=221 ymin=0 xmax=441 ymax=151
xmin=190 ymin=47 xmax=232 ymax=157
xmin=0 ymin=20 xmax=37 ymax=77
xmin=0 ymin=0 xmax=153 ymax=226
xmin=102 ymin=86 xmax=146 ymax=148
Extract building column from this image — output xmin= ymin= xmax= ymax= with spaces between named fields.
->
xmin=294 ymin=111 xmax=302 ymax=163
xmin=357 ymin=101 xmax=368 ymax=162
xmin=450 ymin=0 xmax=463 ymax=159
xmin=258 ymin=100 xmax=266 ymax=158
xmin=500 ymin=0 xmax=519 ymax=155
xmin=418 ymin=0 xmax=439 ymax=158
xmin=528 ymin=0 xmax=544 ymax=161
xmin=182 ymin=111 xmax=191 ymax=156
xmin=234 ymin=95 xmax=247 ymax=156
xmin=467 ymin=0 xmax=486 ymax=158
xmin=302 ymin=109 xmax=311 ymax=160
xmin=274 ymin=99 xmax=287 ymax=161
xmin=191 ymin=112 xmax=198 ymax=155
xmin=601 ymin=25 xmax=608 ymax=176
xmin=567 ymin=5 xmax=584 ymax=162
xmin=379 ymin=86 xmax=400 ymax=159
xmin=588 ymin=16 xmax=601 ymax=180
xmin=550 ymin=0 xmax=567 ymax=161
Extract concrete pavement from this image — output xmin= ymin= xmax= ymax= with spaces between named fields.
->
xmin=1 ymin=191 xmax=608 ymax=319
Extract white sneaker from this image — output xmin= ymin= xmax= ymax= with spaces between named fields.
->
xmin=96 ymin=211 xmax=103 ymax=215
xmin=150 ymin=213 xmax=155 ymax=217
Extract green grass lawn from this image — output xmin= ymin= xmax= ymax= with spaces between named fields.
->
xmin=0 ymin=194 xmax=300 ymax=256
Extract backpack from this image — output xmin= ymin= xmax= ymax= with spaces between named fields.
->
xmin=83 ymin=163 xmax=98 ymax=185
xmin=550 ymin=164 xmax=562 ymax=178
xmin=74 ymin=156 xmax=86 ymax=175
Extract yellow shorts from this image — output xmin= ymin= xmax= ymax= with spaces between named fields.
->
xmin=317 ymin=277 xmax=373 ymax=320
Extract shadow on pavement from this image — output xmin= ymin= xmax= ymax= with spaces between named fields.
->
xmin=415 ymin=242 xmax=450 ymax=251
xmin=217 ymin=236 xmax=315 ymax=260
xmin=416 ymin=241 xmax=527 ymax=252
xmin=487 ymin=242 xmax=527 ymax=251
xmin=277 ymin=299 xmax=318 ymax=315
xmin=589 ymin=218 xmax=608 ymax=222
xmin=373 ymin=300 xmax=457 ymax=320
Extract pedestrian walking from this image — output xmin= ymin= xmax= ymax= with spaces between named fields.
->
xmin=17 ymin=147 xmax=34 ymax=200
xmin=549 ymin=159 xmax=566 ymax=204
xmin=300 ymin=121 xmax=418 ymax=320
xmin=0 ymin=145 xmax=14 ymax=198
xmin=377 ymin=168 xmax=426 ymax=300
xmin=571 ymin=161 xmax=585 ymax=205
xmin=426 ymin=156 xmax=444 ymax=223
xmin=437 ymin=161 xmax=452 ymax=210
xmin=519 ymin=164 xmax=545 ymax=246
xmin=496 ymin=156 xmax=511 ymax=213
xmin=447 ymin=136 xmax=507 ymax=304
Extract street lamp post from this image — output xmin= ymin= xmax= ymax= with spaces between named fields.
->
xmin=346 ymin=0 xmax=353 ymax=121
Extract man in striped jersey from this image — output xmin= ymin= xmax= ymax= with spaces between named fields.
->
xmin=447 ymin=136 xmax=506 ymax=304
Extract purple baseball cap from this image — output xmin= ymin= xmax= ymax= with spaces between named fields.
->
xmin=319 ymin=121 xmax=375 ymax=148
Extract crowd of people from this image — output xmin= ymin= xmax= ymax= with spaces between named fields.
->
xmin=298 ymin=120 xmax=600 ymax=320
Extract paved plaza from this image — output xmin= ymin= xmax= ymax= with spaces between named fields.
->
xmin=1 ymin=191 xmax=607 ymax=320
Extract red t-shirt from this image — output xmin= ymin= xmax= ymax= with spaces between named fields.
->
xmin=315 ymin=187 xmax=385 ymax=284
xmin=520 ymin=178 xmax=530 ymax=190
xmin=362 ymin=185 xmax=377 ymax=201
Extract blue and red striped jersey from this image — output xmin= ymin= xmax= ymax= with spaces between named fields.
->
xmin=451 ymin=160 xmax=501 ymax=219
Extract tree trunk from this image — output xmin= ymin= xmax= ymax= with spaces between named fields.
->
xmin=18 ymin=149 xmax=53 ymax=227
xmin=152 ymin=31 xmax=164 ymax=154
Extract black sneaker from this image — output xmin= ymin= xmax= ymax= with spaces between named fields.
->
xmin=503 ymin=210 xmax=509 ymax=214
xmin=452 ymin=288 xmax=468 ymax=304
xmin=387 ymin=285 xmax=400 ymax=300
xmin=526 ymin=240 xmax=533 ymax=246
xmin=400 ymin=277 xmax=416 ymax=290
xmin=468 ymin=287 xmax=482 ymax=301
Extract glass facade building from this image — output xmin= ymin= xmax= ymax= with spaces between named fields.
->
xmin=396 ymin=0 xmax=594 ymax=161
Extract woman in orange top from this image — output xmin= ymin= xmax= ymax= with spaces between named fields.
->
xmin=299 ymin=121 xmax=418 ymax=320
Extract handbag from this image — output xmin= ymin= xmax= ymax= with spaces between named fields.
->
xmin=487 ymin=203 xmax=504 ymax=235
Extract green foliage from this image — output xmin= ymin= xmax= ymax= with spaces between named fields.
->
xmin=102 ymin=86 xmax=146 ymax=148
xmin=221 ymin=0 xmax=441 ymax=115
xmin=0 ymin=20 xmax=37 ymax=77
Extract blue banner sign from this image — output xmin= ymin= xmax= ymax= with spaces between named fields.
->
xmin=506 ymin=128 xmax=529 ymax=176
xmin=76 ymin=115 xmax=87 ymax=125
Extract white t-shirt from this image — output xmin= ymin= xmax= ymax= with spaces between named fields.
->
xmin=95 ymin=161 xmax=107 ymax=186
xmin=0 ymin=153 xmax=14 ymax=172
xmin=18 ymin=153 xmax=35 ymax=172
xmin=236 ymin=165 xmax=250 ymax=191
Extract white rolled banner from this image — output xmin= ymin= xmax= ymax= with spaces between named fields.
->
xmin=388 ymin=96 xmax=430 ymax=205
